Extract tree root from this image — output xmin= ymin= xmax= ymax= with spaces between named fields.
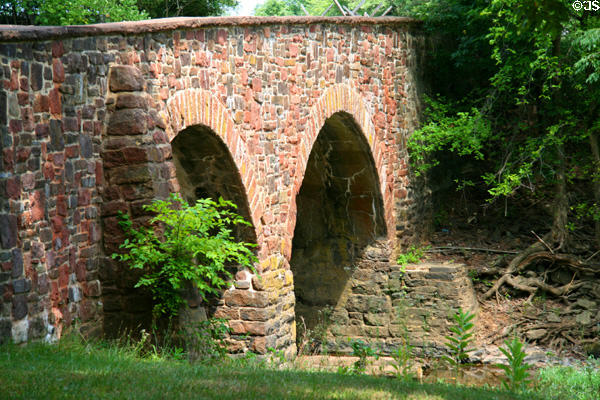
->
xmin=482 ymin=240 xmax=595 ymax=300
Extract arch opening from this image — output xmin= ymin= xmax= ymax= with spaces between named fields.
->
xmin=171 ymin=124 xmax=256 ymax=316
xmin=291 ymin=112 xmax=386 ymax=349
xmin=171 ymin=124 xmax=256 ymax=244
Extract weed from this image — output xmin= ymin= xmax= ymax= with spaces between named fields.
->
xmin=396 ymin=245 xmax=430 ymax=266
xmin=468 ymin=270 xmax=494 ymax=287
xmin=390 ymin=341 xmax=415 ymax=380
xmin=336 ymin=365 xmax=352 ymax=375
xmin=296 ymin=306 xmax=333 ymax=355
xmin=498 ymin=337 xmax=532 ymax=392
xmin=183 ymin=318 xmax=231 ymax=363
xmin=442 ymin=308 xmax=475 ymax=368
xmin=349 ymin=339 xmax=378 ymax=374
xmin=112 ymin=194 xmax=257 ymax=318
xmin=266 ymin=347 xmax=287 ymax=369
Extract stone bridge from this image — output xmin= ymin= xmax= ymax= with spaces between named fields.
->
xmin=0 ymin=16 xmax=452 ymax=354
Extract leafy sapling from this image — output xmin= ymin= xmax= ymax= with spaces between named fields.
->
xmin=442 ymin=308 xmax=476 ymax=368
xmin=112 ymin=193 xmax=257 ymax=318
xmin=498 ymin=337 xmax=532 ymax=392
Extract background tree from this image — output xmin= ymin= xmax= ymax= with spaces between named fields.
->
xmin=395 ymin=0 xmax=600 ymax=299
xmin=254 ymin=0 xmax=394 ymax=16
xmin=138 ymin=0 xmax=238 ymax=19
xmin=0 ymin=0 xmax=148 ymax=25
xmin=0 ymin=0 xmax=238 ymax=25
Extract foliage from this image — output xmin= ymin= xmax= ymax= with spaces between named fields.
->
xmin=396 ymin=245 xmax=429 ymax=266
xmin=254 ymin=0 xmax=394 ymax=16
xmin=442 ymin=308 xmax=475 ymax=367
xmin=497 ymin=337 xmax=532 ymax=392
xmin=138 ymin=0 xmax=238 ymax=19
xmin=349 ymin=338 xmax=378 ymax=374
xmin=185 ymin=318 xmax=231 ymax=363
xmin=254 ymin=0 xmax=304 ymax=16
xmin=0 ymin=0 xmax=237 ymax=24
xmin=390 ymin=341 xmax=415 ymax=380
xmin=266 ymin=347 xmax=288 ymax=368
xmin=296 ymin=306 xmax=333 ymax=355
xmin=397 ymin=0 xmax=600 ymax=249
xmin=536 ymin=356 xmax=600 ymax=400
xmin=112 ymin=193 xmax=257 ymax=317
xmin=0 ymin=0 xmax=147 ymax=25
xmin=407 ymin=97 xmax=491 ymax=177
xmin=390 ymin=301 xmax=416 ymax=380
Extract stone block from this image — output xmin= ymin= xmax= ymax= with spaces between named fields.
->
xmin=240 ymin=307 xmax=271 ymax=322
xmin=11 ymin=248 xmax=23 ymax=279
xmin=252 ymin=334 xmax=277 ymax=353
xmin=224 ymin=289 xmax=269 ymax=308
xmin=116 ymin=94 xmax=148 ymax=109
xmin=107 ymin=109 xmax=147 ymax=136
xmin=12 ymin=294 xmax=27 ymax=319
xmin=0 ymin=214 xmax=17 ymax=249
xmin=109 ymin=66 xmax=145 ymax=92
xmin=0 ymin=319 xmax=11 ymax=345
xmin=111 ymin=165 xmax=151 ymax=185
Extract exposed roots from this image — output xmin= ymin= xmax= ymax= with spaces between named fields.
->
xmin=482 ymin=241 xmax=596 ymax=300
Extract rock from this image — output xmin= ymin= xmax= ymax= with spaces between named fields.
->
xmin=109 ymin=65 xmax=144 ymax=92
xmin=11 ymin=318 xmax=28 ymax=344
xmin=550 ymin=269 xmax=573 ymax=285
xmin=526 ymin=329 xmax=547 ymax=340
xmin=0 ymin=214 xmax=18 ymax=249
xmin=524 ymin=351 xmax=547 ymax=365
xmin=107 ymin=109 xmax=147 ymax=136
xmin=11 ymin=294 xmax=28 ymax=320
xmin=575 ymin=311 xmax=592 ymax=325
xmin=575 ymin=298 xmax=597 ymax=310
xmin=0 ymin=319 xmax=11 ymax=345
xmin=546 ymin=312 xmax=561 ymax=323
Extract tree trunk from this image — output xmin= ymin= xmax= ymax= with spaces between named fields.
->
xmin=589 ymin=129 xmax=600 ymax=248
xmin=551 ymin=142 xmax=569 ymax=250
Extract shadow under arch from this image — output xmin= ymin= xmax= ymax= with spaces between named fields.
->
xmin=286 ymin=84 xmax=395 ymax=258
xmin=291 ymin=111 xmax=387 ymax=340
xmin=170 ymin=123 xmax=256 ymax=245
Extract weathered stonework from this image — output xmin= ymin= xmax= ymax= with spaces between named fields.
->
xmin=0 ymin=16 xmax=436 ymax=353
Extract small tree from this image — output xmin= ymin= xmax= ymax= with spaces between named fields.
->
xmin=113 ymin=193 xmax=257 ymax=318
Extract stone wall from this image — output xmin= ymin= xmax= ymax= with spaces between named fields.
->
xmin=0 ymin=16 xmax=427 ymax=352
xmin=306 ymin=244 xmax=478 ymax=356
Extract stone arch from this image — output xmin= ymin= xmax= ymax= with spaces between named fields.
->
xmin=166 ymin=89 xmax=259 ymax=234
xmin=288 ymin=84 xmax=395 ymax=249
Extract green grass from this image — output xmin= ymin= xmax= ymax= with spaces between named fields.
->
xmin=536 ymin=359 xmax=600 ymax=400
xmin=0 ymin=338 xmax=532 ymax=400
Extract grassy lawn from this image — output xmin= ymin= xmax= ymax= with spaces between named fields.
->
xmin=0 ymin=339 xmax=535 ymax=400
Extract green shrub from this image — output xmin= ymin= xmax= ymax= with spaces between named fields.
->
xmin=442 ymin=308 xmax=476 ymax=368
xmin=113 ymin=193 xmax=257 ymax=317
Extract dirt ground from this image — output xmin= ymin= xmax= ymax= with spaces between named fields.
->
xmin=421 ymin=198 xmax=599 ymax=360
